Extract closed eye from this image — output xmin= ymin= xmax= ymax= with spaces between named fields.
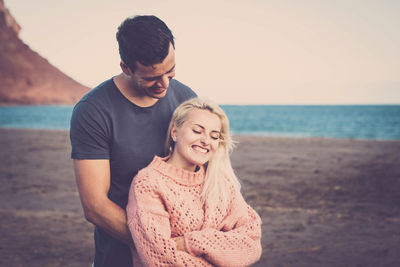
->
xmin=143 ymin=77 xmax=158 ymax=82
xmin=143 ymin=65 xmax=175 ymax=82
xmin=211 ymin=133 xmax=220 ymax=140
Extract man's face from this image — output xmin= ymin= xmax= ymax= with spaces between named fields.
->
xmin=128 ymin=43 xmax=176 ymax=99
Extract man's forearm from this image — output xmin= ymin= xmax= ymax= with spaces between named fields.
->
xmin=85 ymin=198 xmax=133 ymax=246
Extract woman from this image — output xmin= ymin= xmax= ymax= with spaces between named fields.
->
xmin=126 ymin=98 xmax=262 ymax=266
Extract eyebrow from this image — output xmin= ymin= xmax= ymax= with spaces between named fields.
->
xmin=143 ymin=65 xmax=175 ymax=81
xmin=193 ymin=123 xmax=221 ymax=134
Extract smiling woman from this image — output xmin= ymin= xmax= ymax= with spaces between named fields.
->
xmin=166 ymin=108 xmax=221 ymax=172
xmin=126 ymin=98 xmax=262 ymax=266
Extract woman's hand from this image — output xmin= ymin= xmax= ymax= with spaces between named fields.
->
xmin=173 ymin=236 xmax=186 ymax=252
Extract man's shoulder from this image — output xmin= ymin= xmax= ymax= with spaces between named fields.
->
xmin=169 ymin=79 xmax=190 ymax=90
xmin=78 ymin=79 xmax=114 ymax=104
xmin=71 ymin=79 xmax=117 ymax=128
xmin=72 ymin=78 xmax=119 ymax=116
xmin=167 ymin=79 xmax=197 ymax=100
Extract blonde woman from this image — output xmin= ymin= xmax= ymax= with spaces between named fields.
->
xmin=126 ymin=98 xmax=262 ymax=266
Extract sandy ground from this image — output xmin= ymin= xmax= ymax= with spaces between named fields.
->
xmin=0 ymin=128 xmax=399 ymax=267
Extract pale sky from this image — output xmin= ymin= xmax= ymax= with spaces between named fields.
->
xmin=5 ymin=0 xmax=400 ymax=104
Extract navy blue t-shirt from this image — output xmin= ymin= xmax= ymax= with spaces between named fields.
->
xmin=70 ymin=78 xmax=196 ymax=267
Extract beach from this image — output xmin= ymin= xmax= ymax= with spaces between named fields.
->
xmin=1 ymin=128 xmax=399 ymax=267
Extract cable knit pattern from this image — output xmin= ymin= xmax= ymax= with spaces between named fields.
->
xmin=126 ymin=156 xmax=262 ymax=266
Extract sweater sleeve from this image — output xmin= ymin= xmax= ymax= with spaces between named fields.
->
xmin=126 ymin=173 xmax=213 ymax=267
xmin=183 ymin=187 xmax=262 ymax=267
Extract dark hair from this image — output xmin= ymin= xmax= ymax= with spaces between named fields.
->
xmin=116 ymin=15 xmax=175 ymax=73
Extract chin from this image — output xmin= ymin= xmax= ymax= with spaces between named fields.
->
xmin=187 ymin=156 xmax=211 ymax=167
xmin=150 ymin=89 xmax=167 ymax=99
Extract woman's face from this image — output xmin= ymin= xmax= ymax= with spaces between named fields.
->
xmin=170 ymin=109 xmax=222 ymax=171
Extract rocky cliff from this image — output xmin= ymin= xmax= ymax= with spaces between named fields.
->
xmin=0 ymin=0 xmax=89 ymax=105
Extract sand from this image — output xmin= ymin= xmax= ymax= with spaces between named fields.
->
xmin=1 ymin=128 xmax=399 ymax=267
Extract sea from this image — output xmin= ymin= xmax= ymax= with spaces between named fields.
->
xmin=0 ymin=105 xmax=399 ymax=140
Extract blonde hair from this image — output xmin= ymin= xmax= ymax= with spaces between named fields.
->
xmin=164 ymin=98 xmax=240 ymax=206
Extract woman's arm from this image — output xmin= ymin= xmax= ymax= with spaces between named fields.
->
xmin=183 ymin=188 xmax=262 ymax=267
xmin=126 ymin=174 xmax=213 ymax=267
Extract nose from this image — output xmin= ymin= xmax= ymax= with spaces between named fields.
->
xmin=157 ymin=75 xmax=170 ymax=89
xmin=200 ymin=134 xmax=211 ymax=145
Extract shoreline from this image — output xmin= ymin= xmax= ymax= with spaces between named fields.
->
xmin=1 ymin=127 xmax=399 ymax=142
xmin=1 ymin=128 xmax=400 ymax=266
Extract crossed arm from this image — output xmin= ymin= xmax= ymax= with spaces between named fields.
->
xmin=126 ymin=182 xmax=213 ymax=267
xmin=126 ymin=178 xmax=262 ymax=267
xmin=73 ymin=159 xmax=133 ymax=246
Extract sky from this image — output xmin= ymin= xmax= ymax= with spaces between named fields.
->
xmin=5 ymin=0 xmax=400 ymax=104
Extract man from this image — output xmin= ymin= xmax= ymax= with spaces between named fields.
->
xmin=70 ymin=15 xmax=196 ymax=267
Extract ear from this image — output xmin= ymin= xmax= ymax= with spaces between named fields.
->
xmin=120 ymin=61 xmax=131 ymax=75
xmin=170 ymin=123 xmax=177 ymax=142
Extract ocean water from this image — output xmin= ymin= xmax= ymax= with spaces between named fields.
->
xmin=223 ymin=105 xmax=400 ymax=140
xmin=0 ymin=105 xmax=399 ymax=140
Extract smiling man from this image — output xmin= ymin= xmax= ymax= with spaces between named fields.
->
xmin=70 ymin=15 xmax=196 ymax=267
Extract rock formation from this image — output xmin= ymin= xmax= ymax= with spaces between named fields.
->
xmin=0 ymin=0 xmax=89 ymax=105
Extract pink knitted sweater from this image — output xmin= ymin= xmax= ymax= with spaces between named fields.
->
xmin=126 ymin=156 xmax=262 ymax=267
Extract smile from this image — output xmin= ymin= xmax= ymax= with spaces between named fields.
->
xmin=192 ymin=145 xmax=209 ymax=153
xmin=152 ymin=87 xmax=166 ymax=94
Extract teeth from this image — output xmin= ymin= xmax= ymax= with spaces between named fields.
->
xmin=193 ymin=145 xmax=208 ymax=153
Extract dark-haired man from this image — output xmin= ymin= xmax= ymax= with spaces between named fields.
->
xmin=70 ymin=15 xmax=196 ymax=267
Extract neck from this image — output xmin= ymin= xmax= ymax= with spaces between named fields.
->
xmin=113 ymin=74 xmax=159 ymax=107
xmin=167 ymin=152 xmax=198 ymax=172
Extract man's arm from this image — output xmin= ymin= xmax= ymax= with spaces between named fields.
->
xmin=73 ymin=159 xmax=133 ymax=246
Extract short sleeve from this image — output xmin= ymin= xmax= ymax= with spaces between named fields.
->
xmin=70 ymin=101 xmax=111 ymax=159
